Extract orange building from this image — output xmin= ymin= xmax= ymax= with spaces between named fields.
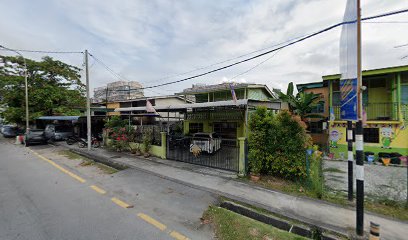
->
xmin=296 ymin=81 xmax=329 ymax=147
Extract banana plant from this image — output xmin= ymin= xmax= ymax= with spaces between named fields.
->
xmin=274 ymin=82 xmax=323 ymax=121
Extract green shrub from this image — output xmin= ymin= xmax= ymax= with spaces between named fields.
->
xmin=248 ymin=107 xmax=312 ymax=180
xmin=308 ymin=146 xmax=324 ymax=199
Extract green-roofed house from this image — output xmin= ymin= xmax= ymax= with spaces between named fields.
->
xmin=324 ymin=65 xmax=408 ymax=158
xmin=177 ymin=83 xmax=280 ymax=139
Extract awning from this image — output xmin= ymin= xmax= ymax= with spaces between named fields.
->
xmin=37 ymin=116 xmax=80 ymax=121
xmin=115 ymin=99 xmax=249 ymax=112
xmin=114 ymin=99 xmax=281 ymax=112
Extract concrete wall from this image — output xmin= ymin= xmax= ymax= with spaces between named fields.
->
xmin=328 ymin=123 xmax=408 ymax=158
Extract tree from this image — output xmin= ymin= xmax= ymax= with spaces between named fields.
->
xmin=273 ymin=82 xmax=322 ymax=120
xmin=0 ymin=55 xmax=86 ymax=125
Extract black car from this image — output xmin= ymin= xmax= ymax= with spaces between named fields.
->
xmin=2 ymin=126 xmax=17 ymax=138
xmin=25 ymin=129 xmax=47 ymax=146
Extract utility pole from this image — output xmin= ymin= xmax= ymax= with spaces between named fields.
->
xmin=356 ymin=0 xmax=365 ymax=236
xmin=23 ymin=58 xmax=29 ymax=133
xmin=85 ymin=50 xmax=92 ymax=151
xmin=347 ymin=120 xmax=353 ymax=201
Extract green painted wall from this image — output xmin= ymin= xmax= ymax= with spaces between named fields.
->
xmin=184 ymin=119 xmax=246 ymax=138
xmin=368 ymin=87 xmax=389 ymax=103
xmin=330 ymin=144 xmax=408 ymax=159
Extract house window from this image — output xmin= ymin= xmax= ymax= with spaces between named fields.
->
xmin=363 ymin=128 xmax=379 ymax=143
xmin=310 ymin=101 xmax=325 ymax=113
xmin=189 ymin=123 xmax=203 ymax=134
xmin=308 ymin=121 xmax=323 ymax=134
xmin=213 ymin=122 xmax=238 ymax=138
xmin=332 ymin=92 xmax=341 ymax=106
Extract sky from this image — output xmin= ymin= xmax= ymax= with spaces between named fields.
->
xmin=0 ymin=0 xmax=407 ymax=97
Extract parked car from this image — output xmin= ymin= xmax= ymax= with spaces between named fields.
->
xmin=44 ymin=124 xmax=74 ymax=141
xmin=2 ymin=125 xmax=17 ymax=138
xmin=190 ymin=132 xmax=221 ymax=154
xmin=1 ymin=125 xmax=13 ymax=134
xmin=25 ymin=129 xmax=47 ymax=146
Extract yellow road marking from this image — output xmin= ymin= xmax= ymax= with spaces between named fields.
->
xmin=169 ymin=230 xmax=190 ymax=240
xmin=111 ymin=197 xmax=133 ymax=208
xmin=30 ymin=149 xmax=86 ymax=183
xmin=137 ymin=213 xmax=167 ymax=231
xmin=90 ymin=185 xmax=106 ymax=194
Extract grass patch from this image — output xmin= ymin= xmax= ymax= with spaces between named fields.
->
xmin=202 ymin=206 xmax=307 ymax=240
xmin=242 ymin=175 xmax=408 ymax=221
xmin=58 ymin=150 xmax=84 ymax=160
xmin=323 ymin=167 xmax=345 ymax=174
xmin=94 ymin=162 xmax=118 ymax=174
xmin=58 ymin=150 xmax=118 ymax=174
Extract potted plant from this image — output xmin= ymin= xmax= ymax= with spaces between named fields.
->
xmin=382 ymin=157 xmax=391 ymax=166
xmin=249 ymin=157 xmax=261 ymax=182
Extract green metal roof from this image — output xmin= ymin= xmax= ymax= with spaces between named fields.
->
xmin=296 ymin=82 xmax=324 ymax=91
xmin=322 ymin=65 xmax=408 ymax=81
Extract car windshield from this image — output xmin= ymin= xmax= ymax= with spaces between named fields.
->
xmin=55 ymin=125 xmax=72 ymax=132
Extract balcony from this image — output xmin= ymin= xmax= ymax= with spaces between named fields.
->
xmin=333 ymin=102 xmax=399 ymax=121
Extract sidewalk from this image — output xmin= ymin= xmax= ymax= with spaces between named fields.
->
xmin=67 ymin=144 xmax=408 ymax=240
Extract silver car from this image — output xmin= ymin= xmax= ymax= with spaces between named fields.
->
xmin=44 ymin=124 xmax=73 ymax=141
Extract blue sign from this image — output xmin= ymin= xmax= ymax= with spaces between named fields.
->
xmin=340 ymin=78 xmax=358 ymax=121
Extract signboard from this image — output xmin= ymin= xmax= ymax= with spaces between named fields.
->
xmin=340 ymin=78 xmax=358 ymax=121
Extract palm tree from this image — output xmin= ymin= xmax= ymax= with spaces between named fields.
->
xmin=274 ymin=82 xmax=322 ymax=121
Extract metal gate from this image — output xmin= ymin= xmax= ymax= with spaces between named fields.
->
xmin=167 ymin=134 xmax=239 ymax=172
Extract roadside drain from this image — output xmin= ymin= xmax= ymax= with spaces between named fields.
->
xmin=220 ymin=201 xmax=344 ymax=240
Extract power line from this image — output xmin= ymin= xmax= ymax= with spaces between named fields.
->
xmin=395 ymin=43 xmax=408 ymax=48
xmin=88 ymin=53 xmax=133 ymax=82
xmin=363 ymin=21 xmax=408 ymax=24
xmin=229 ymin=49 xmax=281 ymax=81
xmin=136 ymin=8 xmax=407 ymax=90
xmin=0 ymin=47 xmax=83 ymax=54
xmin=3 ymin=7 xmax=408 ymax=91
xmin=137 ymin=34 xmax=309 ymax=85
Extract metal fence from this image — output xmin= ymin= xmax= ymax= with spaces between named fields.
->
xmin=132 ymin=125 xmax=164 ymax=146
xmin=167 ymin=135 xmax=239 ymax=172
xmin=333 ymin=102 xmax=399 ymax=121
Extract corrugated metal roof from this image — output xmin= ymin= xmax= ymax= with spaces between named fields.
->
xmin=37 ymin=116 xmax=80 ymax=121
xmin=115 ymin=99 xmax=249 ymax=112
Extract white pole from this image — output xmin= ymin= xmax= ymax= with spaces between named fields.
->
xmin=85 ymin=50 xmax=91 ymax=151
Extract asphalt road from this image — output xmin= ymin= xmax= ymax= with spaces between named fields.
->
xmin=0 ymin=137 xmax=217 ymax=240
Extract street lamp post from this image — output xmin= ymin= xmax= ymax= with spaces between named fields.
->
xmin=0 ymin=45 xmax=29 ymax=133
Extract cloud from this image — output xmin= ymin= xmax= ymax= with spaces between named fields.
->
xmin=0 ymin=0 xmax=407 ymax=96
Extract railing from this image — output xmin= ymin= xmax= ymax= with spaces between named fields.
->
xmin=402 ymin=104 xmax=408 ymax=121
xmin=332 ymin=102 xmax=399 ymax=121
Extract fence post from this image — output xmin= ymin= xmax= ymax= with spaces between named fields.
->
xmin=160 ymin=132 xmax=167 ymax=159
xmin=238 ymin=137 xmax=246 ymax=176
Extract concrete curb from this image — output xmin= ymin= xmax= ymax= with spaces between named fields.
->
xmin=69 ymin=149 xmax=129 ymax=170
xmin=69 ymin=149 xmax=349 ymax=236
xmin=220 ymin=201 xmax=339 ymax=240
xmin=63 ymin=146 xmax=408 ymax=238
